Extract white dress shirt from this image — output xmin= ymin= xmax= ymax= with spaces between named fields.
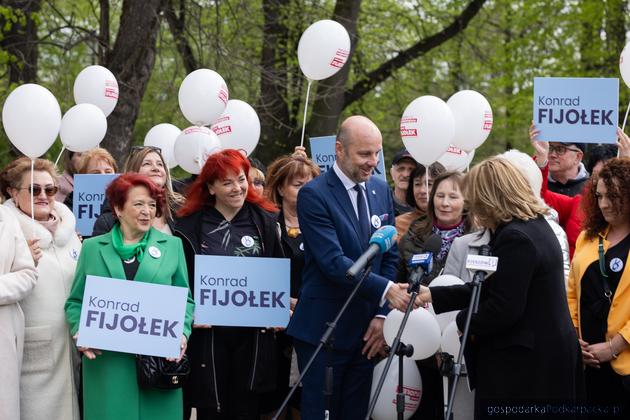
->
xmin=332 ymin=162 xmax=392 ymax=309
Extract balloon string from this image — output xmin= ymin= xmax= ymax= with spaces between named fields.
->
xmin=425 ymin=164 xmax=429 ymax=206
xmin=300 ymin=79 xmax=313 ymax=148
xmin=54 ymin=146 xmax=65 ymax=168
xmin=622 ymin=100 xmax=630 ymax=132
xmin=30 ymin=158 xmax=35 ymax=237
xmin=620 ymin=101 xmax=630 ymax=158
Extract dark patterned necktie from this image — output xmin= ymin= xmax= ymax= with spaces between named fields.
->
xmin=353 ymin=184 xmax=370 ymax=243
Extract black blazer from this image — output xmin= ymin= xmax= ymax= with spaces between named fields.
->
xmin=431 ymin=217 xmax=583 ymax=405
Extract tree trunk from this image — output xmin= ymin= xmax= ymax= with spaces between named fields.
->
xmin=256 ymin=0 xmax=292 ymax=162
xmin=0 ymin=0 xmax=41 ymax=85
xmin=100 ymin=0 xmax=162 ymax=165
xmin=307 ymin=0 xmax=362 ymax=137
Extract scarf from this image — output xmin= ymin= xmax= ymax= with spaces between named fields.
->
xmin=432 ymin=219 xmax=466 ymax=262
xmin=111 ymin=223 xmax=149 ymax=262
xmin=38 ymin=209 xmax=60 ymax=236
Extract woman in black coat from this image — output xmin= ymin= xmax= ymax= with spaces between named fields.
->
xmin=418 ymin=157 xmax=583 ymax=417
xmin=173 ymin=149 xmax=284 ymax=420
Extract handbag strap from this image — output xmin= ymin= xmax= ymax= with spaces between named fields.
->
xmin=598 ymin=237 xmax=613 ymax=303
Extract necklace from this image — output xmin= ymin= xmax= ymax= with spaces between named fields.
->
xmin=123 ymin=256 xmax=136 ymax=264
xmin=286 ymin=225 xmax=301 ymax=238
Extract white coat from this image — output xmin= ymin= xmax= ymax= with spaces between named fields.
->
xmin=5 ymin=200 xmax=82 ymax=420
xmin=0 ymin=205 xmax=38 ymax=420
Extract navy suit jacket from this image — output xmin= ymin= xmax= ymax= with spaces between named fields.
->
xmin=287 ymin=169 xmax=399 ymax=352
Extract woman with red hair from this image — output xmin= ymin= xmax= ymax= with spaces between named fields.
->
xmin=174 ymin=149 xmax=284 ymax=420
xmin=65 ymin=173 xmax=194 ymax=420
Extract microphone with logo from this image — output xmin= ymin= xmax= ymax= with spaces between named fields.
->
xmin=407 ymin=233 xmax=442 ymax=289
xmin=443 ymin=244 xmax=499 ymax=420
xmin=346 ymin=225 xmax=398 ymax=278
xmin=366 ymin=233 xmax=442 ymax=420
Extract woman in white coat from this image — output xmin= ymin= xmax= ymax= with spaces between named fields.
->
xmin=1 ymin=157 xmax=82 ymax=420
xmin=0 ymin=203 xmax=38 ymax=419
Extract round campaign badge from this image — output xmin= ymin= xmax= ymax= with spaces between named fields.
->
xmin=610 ymin=257 xmax=624 ymax=273
xmin=148 ymin=246 xmax=161 ymax=259
xmin=70 ymin=249 xmax=79 ymax=261
xmin=299 ymin=242 xmax=304 ymax=251
xmin=241 ymin=235 xmax=255 ymax=247
xmin=371 ymin=215 xmax=381 ymax=229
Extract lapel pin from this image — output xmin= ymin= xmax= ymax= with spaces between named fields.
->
xmin=372 ymin=190 xmax=376 ymax=195
xmin=148 ymin=246 xmax=161 ymax=259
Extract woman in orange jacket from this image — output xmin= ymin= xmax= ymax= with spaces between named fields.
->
xmin=567 ymin=158 xmax=630 ymax=410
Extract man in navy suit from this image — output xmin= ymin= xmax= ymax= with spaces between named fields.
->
xmin=287 ymin=116 xmax=412 ymax=419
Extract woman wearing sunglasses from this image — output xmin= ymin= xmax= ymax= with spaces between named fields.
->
xmin=93 ymin=146 xmax=184 ymax=237
xmin=0 ymin=157 xmax=82 ymax=420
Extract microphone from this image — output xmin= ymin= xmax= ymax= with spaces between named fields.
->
xmin=346 ymin=225 xmax=397 ymax=278
xmin=465 ymin=244 xmax=497 ymax=312
xmin=465 ymin=244 xmax=498 ymax=282
xmin=407 ymin=233 xmax=442 ymax=286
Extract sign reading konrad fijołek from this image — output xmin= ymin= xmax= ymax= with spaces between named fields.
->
xmin=310 ymin=135 xmax=387 ymax=181
xmin=533 ymin=77 xmax=619 ymax=144
xmin=194 ymin=255 xmax=290 ymax=328
xmin=76 ymin=275 xmax=188 ymax=358
xmin=73 ymin=174 xmax=118 ymax=236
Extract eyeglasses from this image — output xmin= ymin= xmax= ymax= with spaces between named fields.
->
xmin=131 ymin=145 xmax=162 ymax=154
xmin=17 ymin=185 xmax=58 ymax=197
xmin=549 ymin=145 xmax=581 ymax=155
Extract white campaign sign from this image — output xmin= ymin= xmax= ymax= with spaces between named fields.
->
xmin=77 ymin=275 xmax=188 ymax=358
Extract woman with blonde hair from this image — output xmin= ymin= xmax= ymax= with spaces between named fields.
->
xmin=93 ymin=146 xmax=184 ymax=236
xmin=418 ymin=157 xmax=583 ymax=411
xmin=1 ymin=157 xmax=82 ymax=420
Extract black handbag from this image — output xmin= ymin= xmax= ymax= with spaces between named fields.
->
xmin=135 ymin=354 xmax=190 ymax=389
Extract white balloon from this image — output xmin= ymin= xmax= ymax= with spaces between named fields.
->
xmin=441 ymin=321 xmax=461 ymax=357
xmin=384 ymin=308 xmax=441 ymax=360
xmin=400 ymin=96 xmax=454 ymax=166
xmin=73 ymin=65 xmax=118 ymax=117
xmin=178 ymin=69 xmax=229 ymax=126
xmin=174 ymin=126 xmax=222 ymax=174
xmin=211 ymin=100 xmax=261 ymax=157
xmin=370 ymin=358 xmax=422 ymax=420
xmin=430 ymin=274 xmax=465 ymax=288
xmin=621 ymin=43 xmax=630 ymax=88
xmin=437 ymin=145 xmax=475 ymax=172
xmin=144 ymin=123 xmax=181 ymax=169
xmin=297 ymin=20 xmax=351 ymax=81
xmin=447 ymin=90 xmax=493 ymax=152
xmin=429 ymin=275 xmax=465 ymax=331
xmin=59 ymin=104 xmax=107 ymax=153
xmin=2 ymin=84 xmax=61 ymax=158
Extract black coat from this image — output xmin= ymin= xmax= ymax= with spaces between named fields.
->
xmin=173 ymin=203 xmax=285 ymax=408
xmin=431 ymin=217 xmax=583 ymax=407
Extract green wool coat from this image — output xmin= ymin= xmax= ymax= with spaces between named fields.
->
xmin=64 ymin=227 xmax=195 ymax=420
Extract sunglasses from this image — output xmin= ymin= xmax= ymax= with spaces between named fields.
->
xmin=131 ymin=145 xmax=162 ymax=154
xmin=18 ymin=185 xmax=58 ymax=197
xmin=549 ymin=145 xmax=581 ymax=155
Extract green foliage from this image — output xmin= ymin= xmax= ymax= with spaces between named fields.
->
xmin=0 ymin=0 xmax=628 ymax=171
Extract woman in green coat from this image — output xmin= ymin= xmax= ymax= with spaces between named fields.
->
xmin=65 ymin=173 xmax=195 ymax=420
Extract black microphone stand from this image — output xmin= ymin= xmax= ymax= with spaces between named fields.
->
xmin=272 ymin=266 xmax=373 ymax=420
xmin=366 ymin=273 xmax=425 ymax=420
xmin=442 ymin=269 xmax=486 ymax=420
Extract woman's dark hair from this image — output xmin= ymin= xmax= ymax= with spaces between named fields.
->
xmin=582 ymin=158 xmax=630 ymax=238
xmin=106 ymin=173 xmax=165 ymax=218
xmin=586 ymin=144 xmax=617 ymax=174
xmin=405 ymin=162 xmax=446 ymax=208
